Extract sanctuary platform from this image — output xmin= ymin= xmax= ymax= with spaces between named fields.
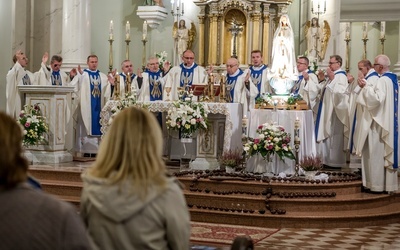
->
xmin=28 ymin=161 xmax=400 ymax=230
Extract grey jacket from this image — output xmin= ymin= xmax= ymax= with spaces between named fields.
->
xmin=0 ymin=183 xmax=91 ymax=250
xmin=80 ymin=173 xmax=190 ymax=250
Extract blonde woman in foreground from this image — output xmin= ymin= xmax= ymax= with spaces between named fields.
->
xmin=80 ymin=107 xmax=190 ymax=250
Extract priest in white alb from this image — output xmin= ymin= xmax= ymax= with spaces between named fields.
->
xmin=353 ymin=54 xmax=398 ymax=193
xmin=164 ymin=50 xmax=208 ymax=100
xmin=6 ymin=50 xmax=36 ymax=118
xmin=35 ymin=52 xmax=77 ymax=86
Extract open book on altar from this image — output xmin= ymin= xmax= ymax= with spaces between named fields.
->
xmin=190 ymin=84 xmax=221 ymax=97
xmin=190 ymin=84 xmax=207 ymax=96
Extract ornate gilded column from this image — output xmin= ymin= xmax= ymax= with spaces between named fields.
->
xmin=251 ymin=2 xmax=262 ymax=51
xmin=207 ymin=3 xmax=219 ymax=65
xmin=262 ymin=4 xmax=271 ymax=61
xmin=216 ymin=15 xmax=223 ymax=65
xmin=197 ymin=6 xmax=206 ymax=66
xmin=208 ymin=15 xmax=219 ymax=65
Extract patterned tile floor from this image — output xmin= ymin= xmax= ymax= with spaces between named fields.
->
xmin=192 ymin=223 xmax=400 ymax=250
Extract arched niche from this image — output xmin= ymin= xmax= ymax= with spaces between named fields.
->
xmin=223 ymin=9 xmax=247 ymax=64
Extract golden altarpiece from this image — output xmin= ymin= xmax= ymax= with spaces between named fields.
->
xmin=193 ymin=0 xmax=293 ymax=66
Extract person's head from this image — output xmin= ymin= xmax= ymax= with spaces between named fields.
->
xmin=280 ymin=15 xmax=288 ymax=26
xmin=296 ymin=56 xmax=310 ymax=72
xmin=147 ymin=57 xmax=160 ymax=73
xmin=328 ymin=55 xmax=342 ymax=71
xmin=87 ymin=55 xmax=99 ymax=71
xmin=179 ymin=19 xmax=186 ymax=29
xmin=13 ymin=51 xmax=29 ymax=68
xmin=182 ymin=50 xmax=195 ymax=67
xmin=357 ymin=59 xmax=372 ymax=77
xmin=251 ymin=50 xmax=263 ymax=67
xmin=374 ymin=54 xmax=390 ymax=75
xmin=311 ymin=17 xmax=319 ymax=27
xmin=230 ymin=235 xmax=254 ymax=250
xmin=89 ymin=107 xmax=167 ymax=198
xmin=0 ymin=112 xmax=29 ymax=189
xmin=121 ymin=60 xmax=134 ymax=75
xmin=226 ymin=57 xmax=239 ymax=75
xmin=50 ymin=55 xmax=63 ymax=72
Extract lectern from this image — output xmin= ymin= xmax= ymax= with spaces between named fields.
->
xmin=18 ymin=85 xmax=74 ymax=164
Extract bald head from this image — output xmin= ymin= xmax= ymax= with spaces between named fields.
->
xmin=226 ymin=57 xmax=239 ymax=75
xmin=374 ymin=54 xmax=390 ymax=74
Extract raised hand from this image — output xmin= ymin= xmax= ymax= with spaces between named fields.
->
xmin=137 ymin=68 xmax=143 ymax=78
xmin=42 ymin=52 xmax=49 ymax=64
xmin=163 ymin=61 xmax=171 ymax=72
xmin=77 ymin=65 xmax=83 ymax=75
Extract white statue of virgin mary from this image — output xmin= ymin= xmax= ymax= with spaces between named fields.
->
xmin=269 ymin=14 xmax=298 ymax=95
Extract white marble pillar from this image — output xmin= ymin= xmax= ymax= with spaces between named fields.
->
xmin=62 ymin=0 xmax=91 ymax=71
xmin=49 ymin=0 xmax=64 ymax=55
xmin=393 ymin=21 xmax=400 ymax=77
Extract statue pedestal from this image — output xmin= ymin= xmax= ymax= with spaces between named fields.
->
xmin=136 ymin=6 xmax=168 ymax=29
xmin=18 ymin=86 xmax=74 ymax=164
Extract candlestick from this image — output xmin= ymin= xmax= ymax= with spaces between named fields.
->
xmin=345 ymin=23 xmax=350 ymax=39
xmin=380 ymin=21 xmax=386 ymax=39
xmin=362 ymin=22 xmax=368 ymax=39
xmin=126 ymin=21 xmax=130 ymax=40
xmin=109 ymin=20 xmax=114 ymax=40
xmin=242 ymin=116 xmax=248 ymax=136
xmin=142 ymin=21 xmax=147 ymax=41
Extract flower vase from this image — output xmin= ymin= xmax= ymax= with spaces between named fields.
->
xmin=180 ymin=132 xmax=193 ymax=171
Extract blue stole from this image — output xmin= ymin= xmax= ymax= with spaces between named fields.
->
xmin=250 ymin=64 xmax=267 ymax=98
xmin=349 ymin=71 xmax=379 ymax=153
xmin=292 ymin=70 xmax=313 ymax=95
xmin=51 ymin=71 xmax=62 ymax=86
xmin=22 ymin=73 xmax=31 ymax=85
xmin=145 ymin=69 xmax=163 ymax=101
xmin=226 ymin=69 xmax=244 ymax=103
xmin=383 ymin=72 xmax=399 ymax=168
xmin=119 ymin=72 xmax=136 ymax=86
xmin=84 ymin=69 xmax=102 ymax=136
xmin=315 ymin=71 xmax=346 ymax=139
xmin=180 ymin=63 xmax=198 ymax=88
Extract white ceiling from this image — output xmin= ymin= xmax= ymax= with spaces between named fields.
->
xmin=341 ymin=0 xmax=400 ymax=21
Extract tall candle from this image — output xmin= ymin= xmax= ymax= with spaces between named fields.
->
xmin=242 ymin=116 xmax=248 ymax=128
xmin=294 ymin=117 xmax=300 ymax=142
xmin=109 ymin=20 xmax=114 ymax=40
xmin=125 ymin=21 xmax=130 ymax=40
xmin=362 ymin=22 xmax=368 ymax=39
xmin=345 ymin=23 xmax=350 ymax=39
xmin=143 ymin=21 xmax=147 ymax=40
xmin=380 ymin=21 xmax=386 ymax=39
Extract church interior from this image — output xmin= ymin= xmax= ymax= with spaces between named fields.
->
xmin=2 ymin=0 xmax=400 ymax=249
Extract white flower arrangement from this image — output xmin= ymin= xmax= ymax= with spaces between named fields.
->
xmin=18 ymin=104 xmax=48 ymax=146
xmin=155 ymin=51 xmax=167 ymax=70
xmin=110 ymin=91 xmax=147 ymax=124
xmin=166 ymin=91 xmax=209 ymax=135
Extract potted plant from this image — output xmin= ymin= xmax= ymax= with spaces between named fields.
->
xmin=219 ymin=149 xmax=243 ymax=173
xmin=299 ymin=155 xmax=322 ymax=180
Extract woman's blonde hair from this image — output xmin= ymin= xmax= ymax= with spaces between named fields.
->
xmin=0 ymin=112 xmax=28 ymax=188
xmin=89 ymin=107 xmax=167 ymax=197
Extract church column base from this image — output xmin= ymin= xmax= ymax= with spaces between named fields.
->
xmin=24 ymin=150 xmax=73 ymax=164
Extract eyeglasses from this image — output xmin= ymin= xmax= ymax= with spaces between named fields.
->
xmin=328 ymin=61 xmax=339 ymax=65
xmin=183 ymin=57 xmax=194 ymax=60
xmin=226 ymin=64 xmax=238 ymax=68
xmin=53 ymin=64 xmax=61 ymax=67
xmin=297 ymin=62 xmax=307 ymax=65
xmin=373 ymin=63 xmax=382 ymax=67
